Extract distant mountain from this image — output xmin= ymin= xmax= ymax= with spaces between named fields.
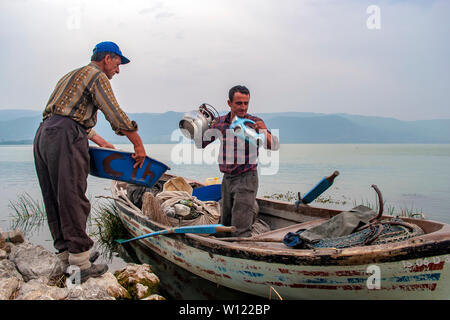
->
xmin=0 ymin=109 xmax=41 ymax=121
xmin=0 ymin=109 xmax=449 ymax=144
xmin=0 ymin=115 xmax=42 ymax=142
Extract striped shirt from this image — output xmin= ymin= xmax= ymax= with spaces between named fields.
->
xmin=42 ymin=62 xmax=137 ymax=137
xmin=202 ymin=112 xmax=278 ymax=175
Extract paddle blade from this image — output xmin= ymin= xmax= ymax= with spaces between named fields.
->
xmin=302 ymin=171 xmax=339 ymax=204
xmin=173 ymin=224 xmax=224 ymax=234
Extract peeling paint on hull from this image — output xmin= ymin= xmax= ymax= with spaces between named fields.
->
xmin=117 ymin=206 xmax=450 ymax=300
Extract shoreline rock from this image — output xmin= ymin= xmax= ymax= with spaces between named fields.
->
xmin=0 ymin=228 xmax=165 ymax=300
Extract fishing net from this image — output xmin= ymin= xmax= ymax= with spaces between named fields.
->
xmin=284 ymin=219 xmax=424 ymax=249
xmin=133 ymin=186 xmax=269 ymax=237
xmin=141 ymin=190 xmax=221 ymax=227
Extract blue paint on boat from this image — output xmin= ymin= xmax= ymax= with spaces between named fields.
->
xmin=237 ymin=271 xmax=264 ymax=278
xmin=173 ymin=251 xmax=184 ymax=257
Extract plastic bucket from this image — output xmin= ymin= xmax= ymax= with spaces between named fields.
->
xmin=192 ymin=184 xmax=222 ymax=202
xmin=89 ymin=146 xmax=170 ymax=188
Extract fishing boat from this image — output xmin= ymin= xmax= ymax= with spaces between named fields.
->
xmin=110 ymin=174 xmax=450 ymax=300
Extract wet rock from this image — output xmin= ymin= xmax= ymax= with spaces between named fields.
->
xmin=114 ymin=263 xmax=160 ymax=300
xmin=0 ymin=250 xmax=7 ymax=260
xmin=66 ymin=285 xmax=115 ymax=300
xmin=0 ymin=259 xmax=24 ymax=300
xmin=0 ymin=243 xmax=11 ymax=255
xmin=141 ymin=294 xmax=166 ymax=300
xmin=0 ymin=228 xmax=165 ymax=300
xmin=1 ymin=229 xmax=25 ymax=244
xmin=0 ymin=277 xmax=21 ymax=300
xmin=80 ymin=272 xmax=130 ymax=299
xmin=14 ymin=278 xmax=68 ymax=300
xmin=8 ymin=241 xmax=64 ymax=285
xmin=1 ymin=229 xmax=23 ymax=256
xmin=0 ymin=259 xmax=24 ymax=280
xmin=135 ymin=283 xmax=149 ymax=299
xmin=0 ymin=233 xmax=11 ymax=255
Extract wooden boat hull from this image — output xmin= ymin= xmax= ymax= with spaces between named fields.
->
xmin=112 ymin=181 xmax=450 ymax=300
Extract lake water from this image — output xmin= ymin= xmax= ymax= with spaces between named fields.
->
xmin=1 ymin=143 xmax=449 ymax=299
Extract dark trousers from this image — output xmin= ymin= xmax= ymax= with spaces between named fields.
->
xmin=33 ymin=115 xmax=93 ymax=254
xmin=220 ymin=170 xmax=259 ymax=237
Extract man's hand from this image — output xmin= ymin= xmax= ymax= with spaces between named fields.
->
xmin=121 ymin=130 xmax=147 ymax=169
xmin=131 ymin=144 xmax=146 ymax=169
xmin=254 ymin=120 xmax=278 ymax=150
xmin=255 ymin=120 xmax=267 ymax=131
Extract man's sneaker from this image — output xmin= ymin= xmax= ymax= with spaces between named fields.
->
xmin=70 ymin=263 xmax=109 ymax=284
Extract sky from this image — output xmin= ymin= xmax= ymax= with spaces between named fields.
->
xmin=0 ymin=0 xmax=449 ymax=121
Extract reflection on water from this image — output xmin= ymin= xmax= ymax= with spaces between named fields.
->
xmin=6 ymin=192 xmax=261 ymax=300
xmin=117 ymin=242 xmax=261 ymax=300
xmin=1 ymin=143 xmax=450 ymax=299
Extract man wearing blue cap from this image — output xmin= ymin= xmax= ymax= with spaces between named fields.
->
xmin=33 ymin=41 xmax=146 ymax=283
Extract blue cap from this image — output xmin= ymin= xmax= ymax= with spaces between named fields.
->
xmin=93 ymin=41 xmax=130 ymax=64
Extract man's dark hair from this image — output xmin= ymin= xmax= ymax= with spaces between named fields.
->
xmin=91 ymin=51 xmax=118 ymax=62
xmin=228 ymin=85 xmax=250 ymax=102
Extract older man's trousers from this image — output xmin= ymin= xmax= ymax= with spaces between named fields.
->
xmin=33 ymin=115 xmax=94 ymax=254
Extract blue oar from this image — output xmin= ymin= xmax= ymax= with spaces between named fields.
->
xmin=296 ymin=170 xmax=340 ymax=206
xmin=115 ymin=224 xmax=236 ymax=244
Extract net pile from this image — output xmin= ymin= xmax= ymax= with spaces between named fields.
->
xmin=141 ymin=190 xmax=221 ymax=227
xmin=284 ymin=218 xmax=424 ymax=249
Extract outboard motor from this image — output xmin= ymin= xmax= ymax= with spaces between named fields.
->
xmin=179 ymin=103 xmax=219 ymax=147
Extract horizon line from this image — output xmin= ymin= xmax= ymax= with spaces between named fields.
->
xmin=0 ymin=108 xmax=449 ymax=122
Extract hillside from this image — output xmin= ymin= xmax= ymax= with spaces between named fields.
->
xmin=1 ymin=109 xmax=449 ymax=144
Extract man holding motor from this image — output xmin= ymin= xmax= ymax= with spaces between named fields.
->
xmin=201 ymin=85 xmax=279 ymax=237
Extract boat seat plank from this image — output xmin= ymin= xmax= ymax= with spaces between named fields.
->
xmin=210 ymin=219 xmax=328 ymax=246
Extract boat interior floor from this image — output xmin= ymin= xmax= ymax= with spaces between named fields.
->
xmin=208 ymin=219 xmax=329 ymax=250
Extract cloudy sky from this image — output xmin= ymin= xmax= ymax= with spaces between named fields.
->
xmin=0 ymin=0 xmax=449 ymax=120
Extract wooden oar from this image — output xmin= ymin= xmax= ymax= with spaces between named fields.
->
xmin=115 ymin=224 xmax=236 ymax=244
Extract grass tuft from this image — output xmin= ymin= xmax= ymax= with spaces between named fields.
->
xmin=90 ymin=200 xmax=131 ymax=259
xmin=263 ymin=191 xmax=425 ymax=219
xmin=8 ymin=193 xmax=47 ymax=234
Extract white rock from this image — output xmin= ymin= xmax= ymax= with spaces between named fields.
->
xmin=8 ymin=242 xmax=64 ymax=285
xmin=0 ymin=277 xmax=21 ymax=300
xmin=14 ymin=278 xmax=68 ymax=300
xmin=141 ymin=294 xmax=166 ymax=300
xmin=81 ymin=272 xmax=130 ymax=299
xmin=1 ymin=229 xmax=25 ymax=244
xmin=66 ymin=285 xmax=115 ymax=300
xmin=0 ymin=249 xmax=7 ymax=260
xmin=0 ymin=259 xmax=23 ymax=280
xmin=114 ymin=263 xmax=161 ymax=300
xmin=0 ymin=256 xmax=23 ymax=300
xmin=135 ymin=283 xmax=149 ymax=299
